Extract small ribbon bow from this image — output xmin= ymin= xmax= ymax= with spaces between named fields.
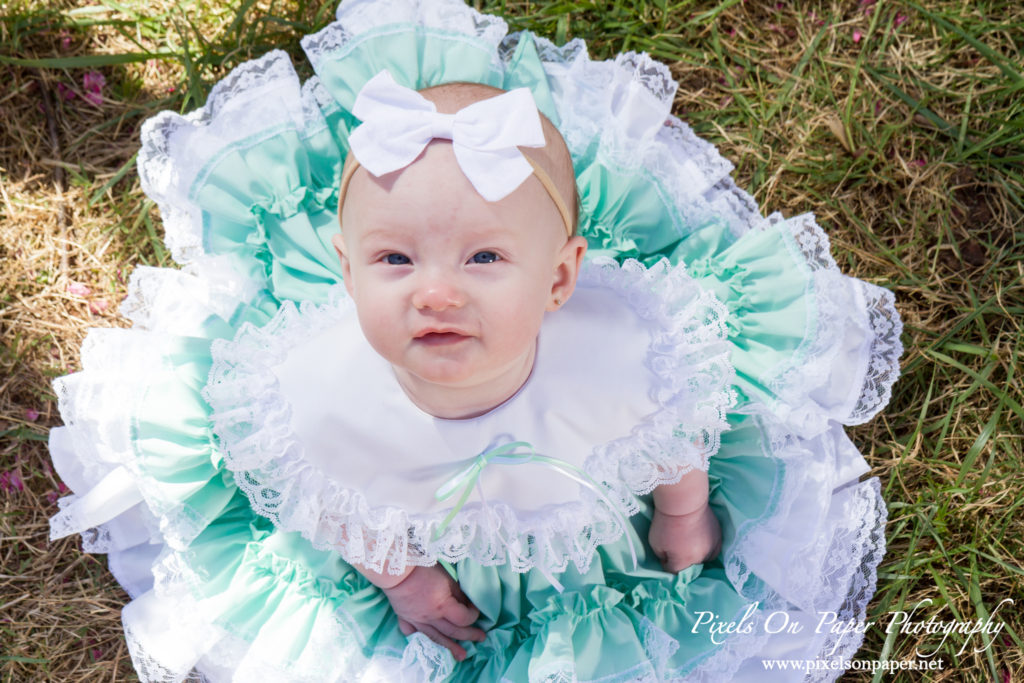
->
xmin=348 ymin=70 xmax=546 ymax=201
xmin=432 ymin=440 xmax=638 ymax=589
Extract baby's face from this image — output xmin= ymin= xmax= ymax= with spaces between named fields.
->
xmin=335 ymin=141 xmax=584 ymax=407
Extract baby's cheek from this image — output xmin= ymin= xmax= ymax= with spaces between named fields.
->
xmin=356 ymin=304 xmax=403 ymax=360
xmin=492 ymin=299 xmax=544 ymax=352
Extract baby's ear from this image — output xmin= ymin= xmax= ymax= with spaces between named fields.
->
xmin=548 ymin=236 xmax=588 ymax=311
xmin=331 ymin=233 xmax=355 ymax=296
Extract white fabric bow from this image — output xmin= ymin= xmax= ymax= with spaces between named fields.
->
xmin=348 ymin=70 xmax=546 ymax=201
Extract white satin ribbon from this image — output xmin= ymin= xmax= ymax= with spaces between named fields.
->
xmin=348 ymin=70 xmax=546 ymax=201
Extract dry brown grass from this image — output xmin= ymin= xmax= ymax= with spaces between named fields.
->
xmin=2 ymin=0 xmax=1022 ymax=681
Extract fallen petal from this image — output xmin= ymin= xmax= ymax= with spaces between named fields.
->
xmin=83 ymin=71 xmax=106 ymax=92
xmin=67 ymin=282 xmax=91 ymax=297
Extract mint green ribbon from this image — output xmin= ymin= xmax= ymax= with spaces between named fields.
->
xmin=431 ymin=440 xmax=638 ymax=589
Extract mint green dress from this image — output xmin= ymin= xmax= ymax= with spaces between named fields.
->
xmin=47 ymin=1 xmax=903 ymax=681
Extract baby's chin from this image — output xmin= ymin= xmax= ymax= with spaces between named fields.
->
xmin=400 ymin=355 xmax=496 ymax=390
xmin=391 ymin=346 xmax=537 ymax=417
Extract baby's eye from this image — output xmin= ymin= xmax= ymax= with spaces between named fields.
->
xmin=383 ymin=253 xmax=411 ymax=265
xmin=469 ymin=251 xmax=500 ymax=264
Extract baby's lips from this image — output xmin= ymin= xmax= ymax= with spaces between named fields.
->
xmin=412 ymin=327 xmax=474 ymax=345
xmin=414 ymin=326 xmax=469 ymax=337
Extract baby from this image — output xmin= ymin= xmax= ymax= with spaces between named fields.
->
xmin=330 ymin=73 xmax=722 ymax=661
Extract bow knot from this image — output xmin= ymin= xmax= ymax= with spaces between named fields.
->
xmin=348 ymin=70 xmax=546 ymax=201
xmin=427 ymin=112 xmax=457 ymax=140
xmin=431 ymin=439 xmax=638 ymax=590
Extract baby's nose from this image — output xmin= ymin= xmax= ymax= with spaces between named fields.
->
xmin=412 ymin=274 xmax=465 ymax=311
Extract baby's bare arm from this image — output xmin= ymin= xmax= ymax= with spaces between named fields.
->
xmin=353 ymin=561 xmax=486 ymax=661
xmin=649 ymin=470 xmax=721 ymax=573
xmin=652 ymin=469 xmax=710 ymax=515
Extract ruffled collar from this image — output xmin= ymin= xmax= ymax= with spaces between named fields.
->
xmin=204 ymin=257 xmax=734 ymax=577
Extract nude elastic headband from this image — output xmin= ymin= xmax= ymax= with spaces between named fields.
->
xmin=337 ymin=154 xmax=574 ymax=237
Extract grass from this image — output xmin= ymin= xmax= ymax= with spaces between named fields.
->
xmin=1 ymin=0 xmax=1021 ymax=681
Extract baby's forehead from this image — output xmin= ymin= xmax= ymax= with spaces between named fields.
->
xmin=418 ymin=81 xmax=506 ymax=111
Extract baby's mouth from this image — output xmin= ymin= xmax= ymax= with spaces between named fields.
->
xmin=414 ymin=331 xmax=470 ymax=346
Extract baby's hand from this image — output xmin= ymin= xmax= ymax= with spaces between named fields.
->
xmin=382 ymin=564 xmax=486 ymax=661
xmin=648 ymin=503 xmax=722 ymax=573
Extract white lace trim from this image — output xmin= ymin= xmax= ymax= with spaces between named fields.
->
xmin=203 ymin=258 xmax=734 ymax=576
xmin=764 ymin=214 xmax=903 ymax=432
xmin=120 ymin=547 xmax=410 ymax=683
xmin=523 ymin=32 xmax=762 ymax=242
xmin=684 ymin=478 xmax=886 ymax=682
xmin=847 ymin=284 xmax=903 ymax=424
xmin=305 ymin=0 xmax=508 ymax=73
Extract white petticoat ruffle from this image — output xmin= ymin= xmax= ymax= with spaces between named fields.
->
xmin=202 ymin=258 xmax=736 ymax=577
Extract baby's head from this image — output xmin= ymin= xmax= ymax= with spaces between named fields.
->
xmin=332 ymin=76 xmax=587 ymax=418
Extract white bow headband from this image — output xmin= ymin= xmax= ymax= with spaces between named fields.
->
xmin=338 ymin=70 xmax=574 ymax=236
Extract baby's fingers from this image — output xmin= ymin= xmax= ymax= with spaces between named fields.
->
xmin=440 ymin=596 xmax=480 ymax=627
xmin=416 ymin=623 xmax=468 ymax=662
xmin=438 ymin=619 xmax=486 ymax=644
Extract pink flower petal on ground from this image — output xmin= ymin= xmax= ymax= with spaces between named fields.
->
xmin=82 ymin=71 xmax=106 ymax=92
xmin=56 ymin=83 xmax=76 ymax=101
xmin=46 ymin=491 xmax=59 ymax=505
xmin=913 ymin=159 xmax=927 ymax=167
xmin=853 ymin=30 xmax=863 ymax=43
xmin=67 ymin=282 xmax=91 ymax=296
xmin=895 ymin=13 xmax=908 ymax=27
xmin=58 ymin=482 xmax=69 ymax=493
xmin=89 ymin=299 xmax=110 ymax=314
xmin=25 ymin=408 xmax=40 ymax=422
xmin=83 ymin=91 xmax=103 ymax=106
xmin=1 ymin=472 xmax=23 ymax=493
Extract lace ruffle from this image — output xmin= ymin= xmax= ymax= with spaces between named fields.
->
xmin=137 ymin=50 xmax=326 ymax=264
xmin=120 ymin=546 xmax=410 ymax=683
xmin=764 ymin=214 xmax=904 ymax=432
xmin=304 ymin=0 xmax=508 ymax=72
xmin=524 ymin=33 xmax=763 ymax=243
xmin=203 ymin=259 xmax=734 ymax=577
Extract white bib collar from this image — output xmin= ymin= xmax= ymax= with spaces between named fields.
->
xmin=204 ymin=258 xmax=734 ymax=576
